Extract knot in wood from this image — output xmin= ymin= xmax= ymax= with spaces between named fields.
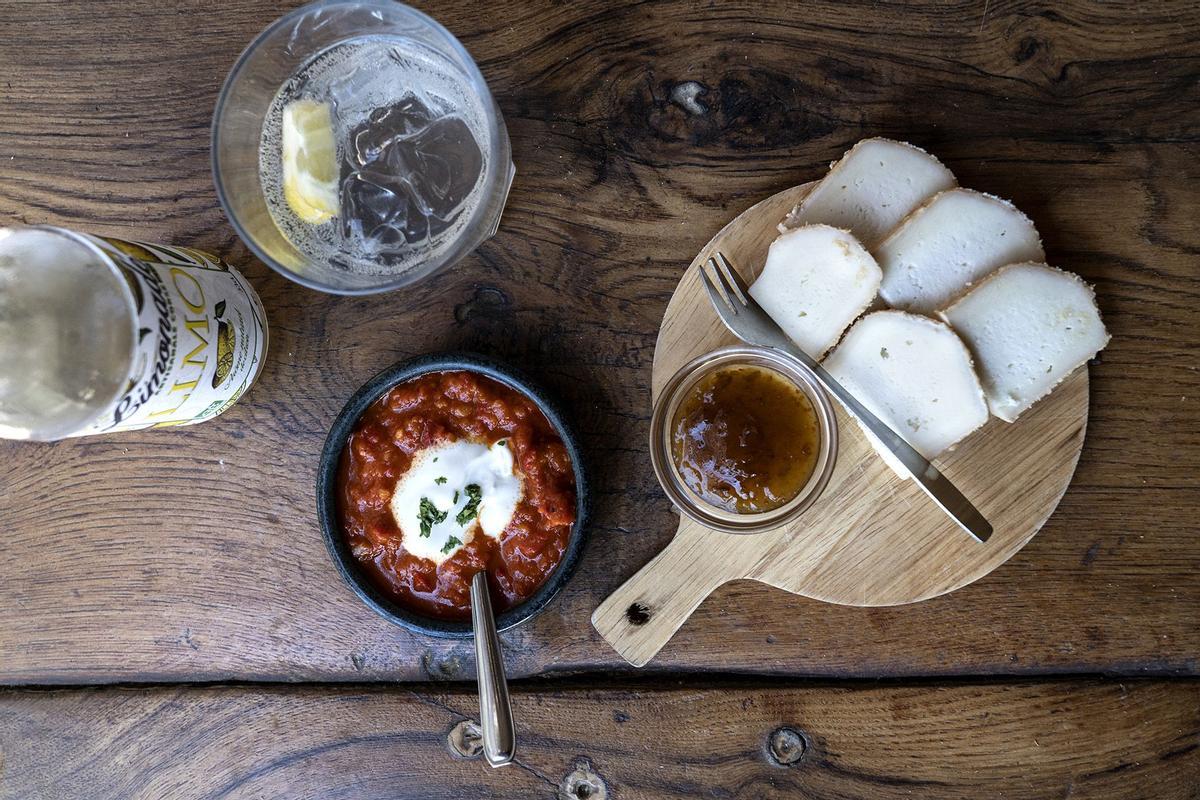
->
xmin=558 ymin=759 xmax=607 ymax=800
xmin=447 ymin=719 xmax=483 ymax=759
xmin=767 ymin=727 xmax=807 ymax=766
xmin=421 ymin=649 xmax=468 ymax=680
xmin=454 ymin=286 xmax=510 ymax=325
xmin=670 ymin=81 xmax=709 ymax=116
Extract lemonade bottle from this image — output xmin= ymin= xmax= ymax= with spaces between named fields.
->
xmin=0 ymin=226 xmax=268 ymax=441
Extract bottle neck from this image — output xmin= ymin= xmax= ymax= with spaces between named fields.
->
xmin=0 ymin=227 xmax=137 ymax=441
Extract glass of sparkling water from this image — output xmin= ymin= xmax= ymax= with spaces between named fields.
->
xmin=213 ymin=0 xmax=514 ymax=294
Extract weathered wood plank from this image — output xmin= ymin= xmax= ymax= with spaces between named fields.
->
xmin=0 ymin=0 xmax=1198 ymax=682
xmin=0 ymin=680 xmax=1197 ymax=799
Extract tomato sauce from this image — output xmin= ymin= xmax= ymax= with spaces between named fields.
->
xmin=337 ymin=370 xmax=576 ymax=620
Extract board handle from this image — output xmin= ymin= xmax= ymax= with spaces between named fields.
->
xmin=591 ymin=519 xmax=730 ymax=667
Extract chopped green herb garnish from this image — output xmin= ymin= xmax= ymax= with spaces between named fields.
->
xmin=497 ymin=439 xmax=507 ymax=447
xmin=453 ymin=490 xmax=459 ymax=504
xmin=441 ymin=536 xmax=463 ymax=555
xmin=432 ymin=457 xmax=438 ymax=462
xmin=418 ymin=497 xmax=447 ymax=537
xmin=455 ymin=484 xmax=483 ymax=526
xmin=434 ymin=476 xmax=447 ymax=485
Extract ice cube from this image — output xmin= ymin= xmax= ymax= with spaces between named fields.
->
xmin=351 ymin=97 xmax=436 ymax=163
xmin=341 ymin=172 xmax=423 ymax=247
xmin=402 ymin=116 xmax=483 ymax=220
xmin=341 ymin=96 xmax=484 ymax=248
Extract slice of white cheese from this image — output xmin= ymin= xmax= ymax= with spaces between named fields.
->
xmin=938 ymin=262 xmax=1109 ymax=423
xmin=876 ymin=188 xmax=1045 ymax=314
xmin=780 ymin=138 xmax=957 ymax=248
xmin=390 ymin=438 xmax=522 ymax=565
xmin=824 ymin=311 xmax=989 ymax=472
xmin=749 ymin=224 xmax=882 ymax=359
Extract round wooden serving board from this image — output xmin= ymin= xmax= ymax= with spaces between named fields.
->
xmin=592 ymin=182 xmax=1091 ymax=667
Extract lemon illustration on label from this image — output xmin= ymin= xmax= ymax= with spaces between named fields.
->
xmin=282 ymin=99 xmax=340 ymax=224
xmin=212 ymin=299 xmax=235 ymax=389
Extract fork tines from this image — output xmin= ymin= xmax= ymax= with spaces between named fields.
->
xmin=701 ymin=251 xmax=750 ymax=314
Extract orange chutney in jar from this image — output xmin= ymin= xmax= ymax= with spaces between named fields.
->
xmin=670 ymin=365 xmax=820 ymax=514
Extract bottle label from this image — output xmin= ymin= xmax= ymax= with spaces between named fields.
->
xmin=73 ymin=236 xmax=269 ymax=435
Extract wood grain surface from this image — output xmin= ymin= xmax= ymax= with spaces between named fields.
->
xmin=1 ymin=0 xmax=1198 ymax=684
xmin=0 ymin=680 xmax=1196 ymax=799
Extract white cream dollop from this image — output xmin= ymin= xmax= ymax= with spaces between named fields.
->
xmin=389 ymin=438 xmax=522 ymax=564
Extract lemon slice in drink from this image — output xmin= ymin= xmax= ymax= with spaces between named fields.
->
xmin=281 ymin=99 xmax=339 ymax=224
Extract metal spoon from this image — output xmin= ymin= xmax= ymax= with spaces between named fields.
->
xmin=470 ymin=570 xmax=515 ymax=767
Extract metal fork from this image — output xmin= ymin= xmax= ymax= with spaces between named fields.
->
xmin=700 ymin=252 xmax=992 ymax=543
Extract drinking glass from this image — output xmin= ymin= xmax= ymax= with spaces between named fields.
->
xmin=212 ymin=0 xmax=514 ymax=295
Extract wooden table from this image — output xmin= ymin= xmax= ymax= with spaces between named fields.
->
xmin=1 ymin=1 xmax=1197 ymax=796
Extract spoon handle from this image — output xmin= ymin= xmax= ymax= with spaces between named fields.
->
xmin=471 ymin=571 xmax=515 ymax=767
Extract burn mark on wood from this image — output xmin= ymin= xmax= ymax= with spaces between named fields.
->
xmin=625 ymin=602 xmax=651 ymax=626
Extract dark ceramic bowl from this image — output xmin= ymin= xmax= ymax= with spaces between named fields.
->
xmin=317 ymin=352 xmax=589 ymax=638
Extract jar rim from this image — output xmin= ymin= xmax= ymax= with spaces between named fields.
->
xmin=649 ymin=345 xmax=839 ymax=535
